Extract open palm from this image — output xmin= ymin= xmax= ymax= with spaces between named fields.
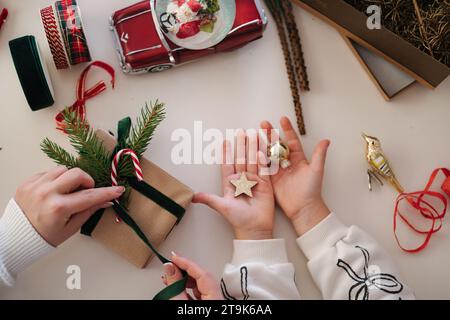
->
xmin=194 ymin=130 xmax=275 ymax=240
xmin=261 ymin=117 xmax=330 ymax=235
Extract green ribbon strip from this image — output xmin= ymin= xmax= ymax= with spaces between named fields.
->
xmin=81 ymin=117 xmax=188 ymax=299
xmin=113 ymin=116 xmax=131 ymax=155
xmin=112 ymin=201 xmax=187 ymax=300
xmin=128 ymin=177 xmax=185 ymax=223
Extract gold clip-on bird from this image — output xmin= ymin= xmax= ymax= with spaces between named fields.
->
xmin=362 ymin=133 xmax=404 ymax=193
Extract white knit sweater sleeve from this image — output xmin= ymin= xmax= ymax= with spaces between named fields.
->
xmin=221 ymin=239 xmax=301 ymax=300
xmin=0 ymin=199 xmax=54 ymax=287
xmin=296 ymin=213 xmax=415 ymax=300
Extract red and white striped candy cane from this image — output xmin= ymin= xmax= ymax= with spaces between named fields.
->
xmin=111 ymin=148 xmax=143 ymax=186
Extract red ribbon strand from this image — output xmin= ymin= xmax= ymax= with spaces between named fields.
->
xmin=0 ymin=8 xmax=8 ymax=30
xmin=55 ymin=60 xmax=115 ymax=131
xmin=394 ymin=168 xmax=450 ymax=253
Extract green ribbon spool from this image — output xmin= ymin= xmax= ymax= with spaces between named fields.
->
xmin=9 ymin=35 xmax=55 ymax=110
xmin=81 ymin=117 xmax=188 ymax=300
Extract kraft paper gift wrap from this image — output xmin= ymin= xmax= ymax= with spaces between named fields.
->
xmin=87 ymin=129 xmax=194 ymax=268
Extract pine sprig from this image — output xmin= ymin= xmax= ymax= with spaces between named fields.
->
xmin=41 ymin=138 xmax=79 ymax=168
xmin=117 ymin=101 xmax=165 ymax=180
xmin=40 ymin=102 xmax=166 ymax=205
xmin=62 ymin=110 xmax=111 ymax=186
xmin=129 ymin=101 xmax=166 ymax=158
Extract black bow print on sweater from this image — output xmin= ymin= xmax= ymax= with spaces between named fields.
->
xmin=337 ymin=246 xmax=403 ymax=300
xmin=221 ymin=266 xmax=249 ymax=300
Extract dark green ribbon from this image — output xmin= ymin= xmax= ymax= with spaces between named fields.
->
xmin=81 ymin=117 xmax=188 ymax=300
xmin=113 ymin=117 xmax=131 ymax=155
xmin=9 ymin=35 xmax=54 ymax=111
xmin=128 ymin=177 xmax=185 ymax=224
xmin=111 ymin=201 xmax=187 ymax=300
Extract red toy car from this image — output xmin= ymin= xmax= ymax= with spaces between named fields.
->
xmin=110 ymin=0 xmax=267 ymax=74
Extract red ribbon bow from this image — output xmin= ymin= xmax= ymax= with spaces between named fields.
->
xmin=394 ymin=168 xmax=450 ymax=253
xmin=55 ymin=60 xmax=115 ymax=131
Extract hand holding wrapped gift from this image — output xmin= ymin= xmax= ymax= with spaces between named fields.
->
xmin=14 ymin=167 xmax=123 ymax=246
xmin=41 ymin=102 xmax=193 ymax=299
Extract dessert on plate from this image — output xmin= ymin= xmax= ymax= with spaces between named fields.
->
xmin=161 ymin=0 xmax=220 ymax=39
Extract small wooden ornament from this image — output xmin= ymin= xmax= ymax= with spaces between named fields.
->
xmin=230 ymin=173 xmax=258 ymax=197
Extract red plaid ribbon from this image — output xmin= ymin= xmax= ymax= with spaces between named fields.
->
xmin=55 ymin=61 xmax=115 ymax=131
xmin=55 ymin=0 xmax=91 ymax=65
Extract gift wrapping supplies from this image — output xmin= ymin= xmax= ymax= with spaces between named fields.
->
xmin=9 ymin=0 xmax=91 ymax=110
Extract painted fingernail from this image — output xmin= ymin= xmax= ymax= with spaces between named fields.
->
xmin=115 ymin=186 xmax=125 ymax=193
xmin=100 ymin=202 xmax=114 ymax=209
xmin=163 ymin=263 xmax=175 ymax=276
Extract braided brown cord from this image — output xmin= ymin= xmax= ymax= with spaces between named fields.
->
xmin=281 ymin=0 xmax=310 ymax=91
xmin=265 ymin=0 xmax=306 ymax=135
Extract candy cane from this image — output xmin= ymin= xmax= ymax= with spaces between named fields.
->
xmin=111 ymin=148 xmax=143 ymax=186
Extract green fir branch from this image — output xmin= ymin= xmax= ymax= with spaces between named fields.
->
xmin=129 ymin=101 xmax=166 ymax=158
xmin=116 ymin=101 xmax=165 ymax=179
xmin=40 ymin=102 xmax=166 ymax=207
xmin=61 ymin=110 xmax=111 ymax=186
xmin=40 ymin=138 xmax=79 ymax=168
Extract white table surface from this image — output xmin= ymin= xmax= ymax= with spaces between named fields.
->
xmin=1 ymin=0 xmax=449 ymax=300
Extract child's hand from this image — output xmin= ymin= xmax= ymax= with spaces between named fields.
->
xmin=162 ymin=254 xmax=223 ymax=300
xmin=14 ymin=167 xmax=125 ymax=246
xmin=193 ymin=129 xmax=275 ymax=240
xmin=261 ymin=117 xmax=331 ymax=236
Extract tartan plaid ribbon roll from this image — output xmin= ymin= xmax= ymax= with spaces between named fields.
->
xmin=55 ymin=0 xmax=91 ymax=65
xmin=40 ymin=5 xmax=70 ymax=69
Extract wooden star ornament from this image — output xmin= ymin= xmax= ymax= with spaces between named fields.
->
xmin=230 ymin=173 xmax=258 ymax=197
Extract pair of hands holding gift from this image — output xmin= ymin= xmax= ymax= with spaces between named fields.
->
xmin=164 ymin=117 xmax=331 ymax=300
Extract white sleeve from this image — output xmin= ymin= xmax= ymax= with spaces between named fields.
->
xmin=0 ymin=199 xmax=54 ymax=287
xmin=221 ymin=239 xmax=301 ymax=300
xmin=296 ymin=213 xmax=415 ymax=300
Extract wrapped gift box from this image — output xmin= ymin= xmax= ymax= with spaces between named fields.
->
xmin=84 ymin=129 xmax=194 ymax=268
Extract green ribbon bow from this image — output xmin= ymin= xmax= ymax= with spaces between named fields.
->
xmin=81 ymin=117 xmax=188 ymax=300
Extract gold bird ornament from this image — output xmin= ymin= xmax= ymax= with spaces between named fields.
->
xmin=362 ymin=133 xmax=404 ymax=193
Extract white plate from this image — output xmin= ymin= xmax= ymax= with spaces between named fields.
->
xmin=155 ymin=0 xmax=236 ymax=50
